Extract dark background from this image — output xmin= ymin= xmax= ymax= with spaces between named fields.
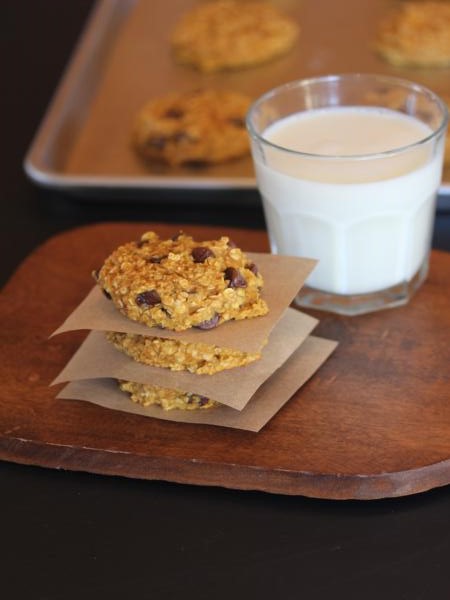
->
xmin=1 ymin=2 xmax=450 ymax=599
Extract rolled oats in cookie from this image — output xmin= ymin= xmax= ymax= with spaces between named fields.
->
xmin=118 ymin=380 xmax=218 ymax=411
xmin=376 ymin=1 xmax=450 ymax=67
xmin=132 ymin=89 xmax=251 ymax=166
xmin=170 ymin=0 xmax=299 ymax=73
xmin=106 ymin=331 xmax=264 ymax=375
xmin=95 ymin=231 xmax=268 ymax=331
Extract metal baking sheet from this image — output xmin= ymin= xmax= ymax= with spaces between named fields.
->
xmin=24 ymin=0 xmax=450 ymax=197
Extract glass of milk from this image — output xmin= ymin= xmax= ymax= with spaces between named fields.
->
xmin=247 ymin=74 xmax=448 ymax=315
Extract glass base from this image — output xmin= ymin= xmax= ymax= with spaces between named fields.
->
xmin=295 ymin=258 xmax=429 ymax=316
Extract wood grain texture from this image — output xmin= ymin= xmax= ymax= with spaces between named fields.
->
xmin=1 ymin=222 xmax=449 ymax=499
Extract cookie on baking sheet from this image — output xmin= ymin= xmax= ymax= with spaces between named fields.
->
xmin=95 ymin=231 xmax=268 ymax=332
xmin=170 ymin=0 xmax=299 ymax=73
xmin=118 ymin=380 xmax=218 ymax=411
xmin=132 ymin=89 xmax=251 ymax=166
xmin=376 ymin=1 xmax=450 ymax=67
xmin=106 ymin=331 xmax=264 ymax=375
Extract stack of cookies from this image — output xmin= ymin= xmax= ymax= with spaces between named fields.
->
xmin=52 ymin=230 xmax=337 ymax=431
xmin=94 ymin=230 xmax=269 ymax=411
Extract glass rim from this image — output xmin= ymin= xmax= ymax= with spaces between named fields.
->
xmin=246 ymin=73 xmax=449 ymax=161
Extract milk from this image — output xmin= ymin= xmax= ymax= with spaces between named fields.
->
xmin=254 ymin=107 xmax=444 ymax=295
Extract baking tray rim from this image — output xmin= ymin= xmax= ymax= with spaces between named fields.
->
xmin=23 ymin=161 xmax=257 ymax=191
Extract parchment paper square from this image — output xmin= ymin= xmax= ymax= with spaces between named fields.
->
xmin=53 ymin=308 xmax=318 ymax=411
xmin=52 ymin=253 xmax=317 ymax=354
xmin=58 ymin=336 xmax=338 ymax=432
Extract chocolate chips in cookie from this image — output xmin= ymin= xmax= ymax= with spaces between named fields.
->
xmin=107 ymin=331 xmax=264 ymax=375
xmin=96 ymin=231 xmax=268 ymax=331
xmin=132 ymin=89 xmax=251 ymax=167
xmin=118 ymin=380 xmax=219 ymax=410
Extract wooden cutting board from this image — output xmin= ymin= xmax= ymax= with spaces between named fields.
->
xmin=1 ymin=222 xmax=449 ymax=500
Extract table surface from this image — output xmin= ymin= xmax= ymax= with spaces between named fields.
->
xmin=2 ymin=2 xmax=450 ymax=599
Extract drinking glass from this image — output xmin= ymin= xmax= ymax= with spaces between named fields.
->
xmin=247 ymin=74 xmax=448 ymax=315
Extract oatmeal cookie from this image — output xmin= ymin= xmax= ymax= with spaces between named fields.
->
xmin=170 ymin=0 xmax=299 ymax=73
xmin=132 ymin=89 xmax=251 ymax=166
xmin=376 ymin=1 xmax=450 ymax=67
xmin=95 ymin=231 xmax=268 ymax=331
xmin=106 ymin=331 xmax=264 ymax=374
xmin=118 ymin=380 xmax=218 ymax=411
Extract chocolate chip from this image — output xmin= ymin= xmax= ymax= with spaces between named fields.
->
xmin=224 ymin=267 xmax=247 ymax=288
xmin=165 ymin=108 xmax=184 ymax=119
xmin=228 ymin=117 xmax=245 ymax=128
xmin=195 ymin=314 xmax=220 ymax=330
xmin=171 ymin=231 xmax=183 ymax=241
xmin=173 ymin=131 xmax=192 ymax=143
xmin=136 ymin=239 xmax=148 ymax=248
xmin=188 ymin=394 xmax=209 ymax=407
xmin=246 ymin=262 xmax=258 ymax=275
xmin=147 ymin=136 xmax=167 ymax=150
xmin=182 ymin=159 xmax=209 ymax=168
xmin=102 ymin=288 xmax=112 ymax=300
xmin=191 ymin=246 xmax=215 ymax=263
xmin=135 ymin=290 xmax=161 ymax=307
xmin=147 ymin=255 xmax=167 ymax=264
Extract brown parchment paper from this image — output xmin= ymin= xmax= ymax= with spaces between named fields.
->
xmin=53 ymin=307 xmax=318 ymax=411
xmin=52 ymin=253 xmax=317 ymax=354
xmin=57 ymin=336 xmax=338 ymax=432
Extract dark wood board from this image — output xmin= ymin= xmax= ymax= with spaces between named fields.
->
xmin=1 ymin=222 xmax=449 ymax=500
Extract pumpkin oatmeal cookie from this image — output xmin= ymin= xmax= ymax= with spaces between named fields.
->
xmin=132 ymin=89 xmax=251 ymax=166
xmin=118 ymin=380 xmax=218 ymax=411
xmin=170 ymin=0 xmax=299 ymax=73
xmin=376 ymin=1 xmax=450 ymax=67
xmin=106 ymin=331 xmax=264 ymax=374
xmin=95 ymin=231 xmax=268 ymax=331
